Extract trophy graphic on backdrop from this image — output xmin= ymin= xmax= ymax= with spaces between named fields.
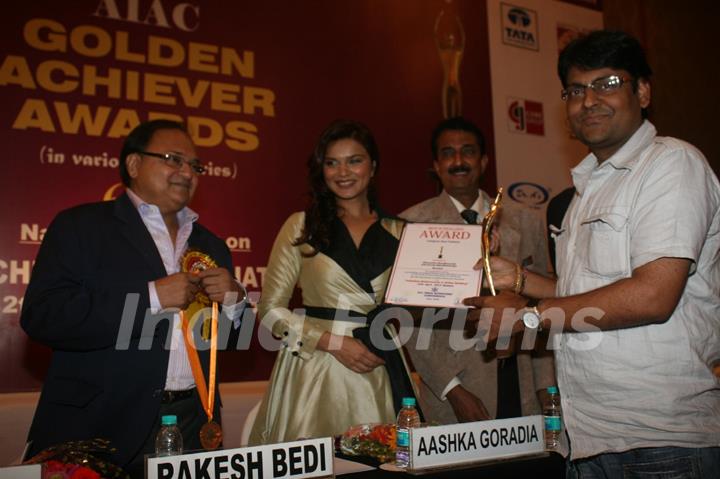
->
xmin=434 ymin=1 xmax=465 ymax=118
xmin=482 ymin=188 xmax=503 ymax=296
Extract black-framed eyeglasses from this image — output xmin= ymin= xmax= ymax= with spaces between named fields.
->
xmin=138 ymin=151 xmax=205 ymax=174
xmin=561 ymin=75 xmax=631 ymax=101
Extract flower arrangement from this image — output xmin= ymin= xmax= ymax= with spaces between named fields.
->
xmin=43 ymin=460 xmax=101 ymax=479
xmin=339 ymin=423 xmax=397 ymax=463
xmin=24 ymin=439 xmax=129 ymax=479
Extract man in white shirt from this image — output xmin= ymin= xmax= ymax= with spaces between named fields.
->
xmin=466 ymin=30 xmax=720 ymax=476
xmin=400 ymin=117 xmax=554 ymax=425
xmin=21 ymin=120 xmax=246 ymax=477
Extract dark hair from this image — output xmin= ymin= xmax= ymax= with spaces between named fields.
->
xmin=430 ymin=117 xmax=486 ymax=160
xmin=119 ymin=120 xmax=189 ymax=186
xmin=557 ymin=30 xmax=652 ymax=89
xmin=294 ymin=119 xmax=380 ymax=255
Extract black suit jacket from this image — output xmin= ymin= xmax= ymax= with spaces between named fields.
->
xmin=21 ymin=193 xmax=235 ymax=466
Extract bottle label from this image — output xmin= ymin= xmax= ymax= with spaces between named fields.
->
xmin=397 ymin=429 xmax=409 ymax=447
xmin=544 ymin=415 xmax=561 ymax=432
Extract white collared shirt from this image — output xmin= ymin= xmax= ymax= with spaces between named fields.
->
xmin=127 ymin=189 xmax=245 ymax=391
xmin=447 ymin=191 xmax=489 ymax=224
xmin=127 ymin=189 xmax=197 ymax=390
xmin=554 ymin=121 xmax=720 ymax=458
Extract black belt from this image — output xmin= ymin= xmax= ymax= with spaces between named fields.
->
xmin=161 ymin=388 xmax=196 ymax=404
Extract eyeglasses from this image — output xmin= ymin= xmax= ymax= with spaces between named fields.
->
xmin=138 ymin=151 xmax=205 ymax=174
xmin=561 ymin=75 xmax=631 ymax=101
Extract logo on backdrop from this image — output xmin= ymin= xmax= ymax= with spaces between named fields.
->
xmin=507 ymin=182 xmax=549 ymax=209
xmin=501 ymin=4 xmax=539 ymax=51
xmin=103 ymin=183 xmax=124 ymax=201
xmin=507 ymin=98 xmax=544 ymax=135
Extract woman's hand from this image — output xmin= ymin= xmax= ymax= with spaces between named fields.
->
xmin=317 ymin=332 xmax=385 ymax=373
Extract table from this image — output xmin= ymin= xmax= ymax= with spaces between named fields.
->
xmin=337 ymin=451 xmax=566 ymax=478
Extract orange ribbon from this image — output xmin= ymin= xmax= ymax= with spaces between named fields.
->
xmin=180 ymin=301 xmax=218 ymax=422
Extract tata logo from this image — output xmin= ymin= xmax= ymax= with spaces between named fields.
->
xmin=501 ymin=3 xmax=539 ymax=51
xmin=507 ymin=8 xmax=531 ymax=27
xmin=508 ymin=182 xmax=549 ymax=208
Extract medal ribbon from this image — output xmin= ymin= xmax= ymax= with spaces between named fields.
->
xmin=180 ymin=302 xmax=218 ymax=423
xmin=179 ymin=249 xmax=220 ymax=425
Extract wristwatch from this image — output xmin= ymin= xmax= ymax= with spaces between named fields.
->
xmin=519 ymin=298 xmax=542 ymax=331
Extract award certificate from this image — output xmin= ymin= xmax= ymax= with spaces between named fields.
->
xmin=385 ymin=223 xmax=483 ymax=308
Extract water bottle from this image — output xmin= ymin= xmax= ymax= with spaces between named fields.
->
xmin=395 ymin=397 xmax=420 ymax=468
xmin=543 ymin=386 xmax=562 ymax=450
xmin=155 ymin=415 xmax=183 ymax=456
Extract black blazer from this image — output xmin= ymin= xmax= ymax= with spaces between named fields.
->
xmin=21 ymin=193 xmax=235 ymax=466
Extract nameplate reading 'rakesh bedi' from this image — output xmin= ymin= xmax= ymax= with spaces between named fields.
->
xmin=408 ymin=415 xmax=544 ymax=470
xmin=146 ymin=437 xmax=333 ymax=479
xmin=385 ymin=223 xmax=483 ymax=308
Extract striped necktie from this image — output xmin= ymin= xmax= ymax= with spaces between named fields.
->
xmin=460 ymin=209 xmax=479 ymax=224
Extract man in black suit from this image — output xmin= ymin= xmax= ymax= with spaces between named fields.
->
xmin=21 ymin=120 xmax=246 ymax=477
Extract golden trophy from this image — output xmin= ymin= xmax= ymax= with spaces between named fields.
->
xmin=482 ymin=188 xmax=503 ymax=296
xmin=434 ymin=2 xmax=465 ymax=118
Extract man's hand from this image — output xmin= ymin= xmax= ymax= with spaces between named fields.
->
xmin=317 ymin=332 xmax=385 ymax=373
xmin=474 ymin=256 xmax=519 ymax=291
xmin=198 ymin=267 xmax=241 ymax=303
xmin=446 ymin=385 xmax=491 ymax=422
xmin=155 ymin=272 xmax=201 ymax=309
xmin=489 ymin=226 xmax=500 ymax=254
xmin=464 ymin=291 xmax=528 ymax=344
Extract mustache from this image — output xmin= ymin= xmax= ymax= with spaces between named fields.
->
xmin=448 ymin=165 xmax=472 ymax=175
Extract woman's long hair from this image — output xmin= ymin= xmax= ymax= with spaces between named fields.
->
xmin=294 ymin=119 xmax=380 ymax=255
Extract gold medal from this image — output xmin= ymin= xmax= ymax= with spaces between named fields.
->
xmin=199 ymin=420 xmax=223 ymax=450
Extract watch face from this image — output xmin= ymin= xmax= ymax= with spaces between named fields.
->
xmin=522 ymin=310 xmax=541 ymax=329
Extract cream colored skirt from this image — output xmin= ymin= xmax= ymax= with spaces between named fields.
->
xmin=248 ymin=319 xmax=398 ymax=445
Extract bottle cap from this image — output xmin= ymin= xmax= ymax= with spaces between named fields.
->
xmin=547 ymin=386 xmax=559 ymax=394
xmin=402 ymin=397 xmax=416 ymax=407
xmin=161 ymin=415 xmax=178 ymax=426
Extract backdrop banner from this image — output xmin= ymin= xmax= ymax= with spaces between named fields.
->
xmin=0 ymin=0 xmax=500 ymax=392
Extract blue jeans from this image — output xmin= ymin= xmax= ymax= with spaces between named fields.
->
xmin=566 ymin=447 xmax=720 ymax=479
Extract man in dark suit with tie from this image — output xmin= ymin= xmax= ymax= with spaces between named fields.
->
xmin=400 ymin=117 xmax=553 ymax=425
xmin=21 ymin=120 xmax=246 ymax=477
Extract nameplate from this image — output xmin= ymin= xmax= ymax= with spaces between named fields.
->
xmin=146 ymin=437 xmax=333 ymax=479
xmin=409 ymin=415 xmax=544 ymax=470
xmin=0 ymin=464 xmax=41 ymax=479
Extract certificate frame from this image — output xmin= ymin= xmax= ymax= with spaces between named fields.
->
xmin=384 ymin=223 xmax=483 ymax=309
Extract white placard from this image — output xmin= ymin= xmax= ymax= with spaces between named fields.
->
xmin=0 ymin=464 xmax=41 ymax=479
xmin=409 ymin=415 xmax=544 ymax=470
xmin=385 ymin=223 xmax=483 ymax=308
xmin=146 ymin=437 xmax=333 ymax=479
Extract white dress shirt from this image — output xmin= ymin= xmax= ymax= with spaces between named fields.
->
xmin=127 ymin=189 xmax=245 ymax=391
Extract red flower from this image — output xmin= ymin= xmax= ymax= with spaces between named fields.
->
xmin=69 ymin=467 xmax=101 ymax=479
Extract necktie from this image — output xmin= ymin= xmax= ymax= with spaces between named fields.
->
xmin=460 ymin=209 xmax=478 ymax=224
